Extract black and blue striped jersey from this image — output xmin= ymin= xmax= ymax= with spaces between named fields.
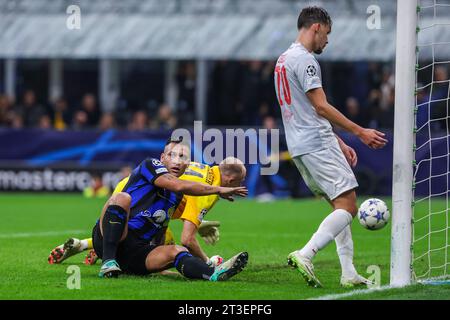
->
xmin=113 ymin=158 xmax=183 ymax=242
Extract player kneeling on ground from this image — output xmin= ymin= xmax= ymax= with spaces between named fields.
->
xmin=84 ymin=138 xmax=248 ymax=280
xmin=48 ymin=158 xmax=247 ymax=271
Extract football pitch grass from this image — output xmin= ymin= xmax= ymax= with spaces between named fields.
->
xmin=0 ymin=193 xmax=448 ymax=300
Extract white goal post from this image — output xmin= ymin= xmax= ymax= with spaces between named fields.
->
xmin=390 ymin=0 xmax=418 ymax=287
xmin=392 ymin=0 xmax=450 ymax=286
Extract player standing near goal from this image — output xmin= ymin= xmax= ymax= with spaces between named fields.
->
xmin=274 ymin=6 xmax=388 ymax=287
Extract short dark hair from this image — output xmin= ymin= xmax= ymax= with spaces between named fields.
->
xmin=164 ymin=135 xmax=190 ymax=152
xmin=297 ymin=6 xmax=332 ymax=30
xmin=165 ymin=136 xmax=184 ymax=146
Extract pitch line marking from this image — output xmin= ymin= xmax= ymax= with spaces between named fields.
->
xmin=0 ymin=230 xmax=88 ymax=239
xmin=309 ymin=285 xmax=394 ymax=300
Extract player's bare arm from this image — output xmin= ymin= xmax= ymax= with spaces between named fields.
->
xmin=154 ymin=173 xmax=248 ymax=201
xmin=181 ymin=220 xmax=209 ymax=262
xmin=306 ymin=87 xmax=388 ymax=149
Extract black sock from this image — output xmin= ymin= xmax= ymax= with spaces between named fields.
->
xmin=174 ymin=252 xmax=215 ymax=280
xmin=101 ymin=205 xmax=127 ymax=263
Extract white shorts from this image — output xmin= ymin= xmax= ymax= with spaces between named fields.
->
xmin=292 ymin=141 xmax=358 ymax=201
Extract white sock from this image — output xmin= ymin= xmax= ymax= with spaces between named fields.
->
xmin=299 ymin=209 xmax=353 ymax=260
xmin=335 ymin=224 xmax=357 ymax=278
xmin=80 ymin=239 xmax=89 ymax=251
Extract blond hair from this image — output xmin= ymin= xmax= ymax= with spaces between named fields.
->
xmin=219 ymin=157 xmax=246 ymax=178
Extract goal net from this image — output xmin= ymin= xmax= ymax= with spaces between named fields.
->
xmin=412 ymin=0 xmax=450 ymax=282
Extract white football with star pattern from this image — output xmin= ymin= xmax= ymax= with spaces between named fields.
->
xmin=358 ymin=198 xmax=390 ymax=230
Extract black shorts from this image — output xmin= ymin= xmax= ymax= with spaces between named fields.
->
xmin=92 ymin=223 xmax=157 ymax=275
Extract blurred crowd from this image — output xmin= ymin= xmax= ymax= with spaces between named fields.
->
xmin=0 ymin=61 xmax=448 ymax=131
xmin=0 ymin=91 xmax=179 ymax=131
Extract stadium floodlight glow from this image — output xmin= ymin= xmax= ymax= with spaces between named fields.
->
xmin=390 ymin=0 xmax=418 ymax=287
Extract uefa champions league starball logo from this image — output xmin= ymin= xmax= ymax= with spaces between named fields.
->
xmin=152 ymin=210 xmax=167 ymax=223
xmin=306 ymin=65 xmax=316 ymax=77
xmin=152 ymin=159 xmax=163 ymax=167
xmin=142 ymin=209 xmax=167 ymax=224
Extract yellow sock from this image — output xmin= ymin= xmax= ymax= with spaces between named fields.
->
xmin=77 ymin=238 xmax=93 ymax=251
xmin=86 ymin=238 xmax=93 ymax=250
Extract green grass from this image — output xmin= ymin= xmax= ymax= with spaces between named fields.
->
xmin=0 ymin=193 xmax=448 ymax=300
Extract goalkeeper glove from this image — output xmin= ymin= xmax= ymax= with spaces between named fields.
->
xmin=198 ymin=220 xmax=220 ymax=245
xmin=206 ymin=255 xmax=224 ymax=267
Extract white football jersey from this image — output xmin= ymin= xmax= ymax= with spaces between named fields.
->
xmin=274 ymin=42 xmax=335 ymax=157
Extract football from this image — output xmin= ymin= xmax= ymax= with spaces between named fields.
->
xmin=358 ymin=198 xmax=390 ymax=230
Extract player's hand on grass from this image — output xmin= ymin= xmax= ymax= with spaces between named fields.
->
xmin=218 ymin=186 xmax=248 ymax=201
xmin=198 ymin=220 xmax=220 ymax=245
xmin=357 ymin=128 xmax=388 ymax=149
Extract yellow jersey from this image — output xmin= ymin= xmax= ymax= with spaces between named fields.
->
xmin=173 ymin=162 xmax=221 ymax=227
xmin=113 ymin=162 xmax=221 ymax=227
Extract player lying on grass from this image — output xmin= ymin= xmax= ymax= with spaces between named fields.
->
xmin=48 ymin=221 xmax=222 ymax=266
xmin=73 ymin=137 xmax=248 ymax=280
xmin=49 ymin=157 xmax=247 ymax=268
xmin=275 ymin=6 xmax=388 ymax=288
